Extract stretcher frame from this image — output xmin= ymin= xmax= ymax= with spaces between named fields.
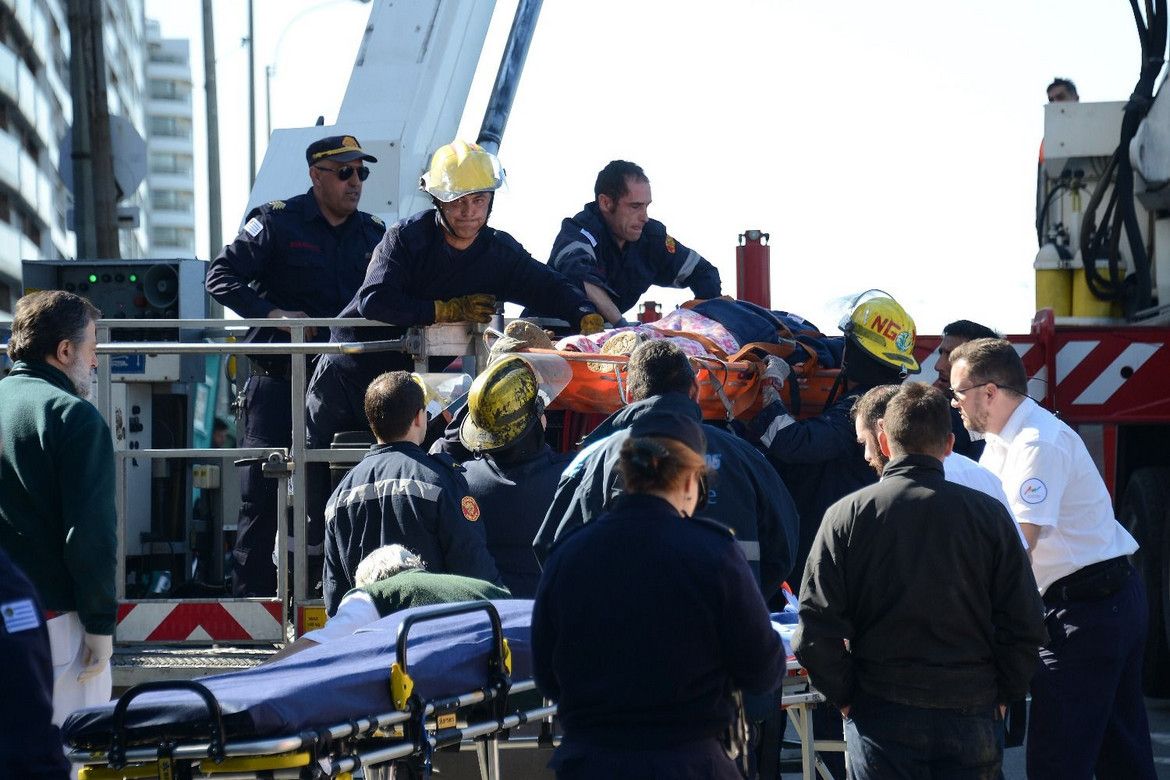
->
xmin=781 ymin=659 xmax=848 ymax=780
xmin=69 ymin=602 xmax=557 ymax=780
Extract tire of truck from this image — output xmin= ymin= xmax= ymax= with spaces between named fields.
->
xmin=1119 ymin=466 xmax=1170 ymax=697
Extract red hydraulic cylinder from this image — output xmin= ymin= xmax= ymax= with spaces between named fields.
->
xmin=736 ymin=229 xmax=771 ymax=308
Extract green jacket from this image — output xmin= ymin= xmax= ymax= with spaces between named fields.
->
xmin=359 ymin=569 xmax=510 ymax=617
xmin=0 ymin=360 xmax=117 ymax=633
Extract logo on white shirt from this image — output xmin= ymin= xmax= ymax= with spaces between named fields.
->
xmin=1020 ymin=478 xmax=1048 ymax=505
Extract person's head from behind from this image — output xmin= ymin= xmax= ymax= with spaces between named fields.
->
xmin=947 ymin=338 xmax=1029 ymax=435
xmin=936 ymin=319 xmax=1000 ymax=389
xmin=1047 ymin=78 xmax=1079 ymax=103
xmin=354 ymin=544 xmax=426 ymax=588
xmin=851 ymin=384 xmax=900 ymax=475
xmin=594 ymin=160 xmax=651 ymax=248
xmin=626 ymin=340 xmax=696 ymax=402
xmin=364 ymin=371 xmax=427 ymax=445
xmin=618 ymin=414 xmax=708 ymax=517
xmin=8 ymin=290 xmax=101 ymax=398
xmin=212 ymin=418 xmax=230 ymax=448
xmin=880 ymin=383 xmax=954 ymax=462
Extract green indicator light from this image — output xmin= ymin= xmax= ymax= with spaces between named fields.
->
xmin=128 ymin=273 xmax=138 ymax=283
xmin=88 ymin=274 xmax=98 ymax=283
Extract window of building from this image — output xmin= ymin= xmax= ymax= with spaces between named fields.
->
xmin=151 ymin=225 xmax=195 ymax=249
xmin=148 ymin=115 xmax=192 ymax=139
xmin=150 ymin=189 xmax=193 ymax=212
xmin=149 ymin=152 xmax=193 ymax=176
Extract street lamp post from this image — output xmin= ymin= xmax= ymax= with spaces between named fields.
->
xmin=262 ymin=0 xmax=371 ymax=140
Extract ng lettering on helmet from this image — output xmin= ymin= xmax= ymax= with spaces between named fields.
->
xmin=869 ymin=314 xmax=902 ymax=341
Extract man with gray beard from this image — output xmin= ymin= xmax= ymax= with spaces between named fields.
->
xmin=0 ymin=291 xmax=116 ymax=724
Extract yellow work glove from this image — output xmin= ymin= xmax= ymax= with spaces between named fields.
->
xmin=434 ymin=294 xmax=496 ymax=324
xmin=579 ymin=312 xmax=605 ymax=335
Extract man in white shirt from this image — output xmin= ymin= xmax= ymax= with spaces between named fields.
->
xmin=949 ymin=338 xmax=1154 ymax=780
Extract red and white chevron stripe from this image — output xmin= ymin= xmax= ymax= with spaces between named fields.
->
xmin=116 ymin=600 xmax=283 ymax=643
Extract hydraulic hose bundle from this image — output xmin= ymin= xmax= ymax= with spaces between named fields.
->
xmin=1079 ymin=0 xmax=1168 ymax=316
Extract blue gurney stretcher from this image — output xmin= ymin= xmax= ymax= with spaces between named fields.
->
xmin=64 ymin=600 xmax=553 ymax=779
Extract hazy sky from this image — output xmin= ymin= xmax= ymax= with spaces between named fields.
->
xmin=146 ymin=0 xmax=1150 ymax=335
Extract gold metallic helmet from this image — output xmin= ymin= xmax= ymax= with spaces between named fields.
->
xmin=839 ymin=290 xmax=920 ymax=374
xmin=420 ymin=140 xmax=505 ymax=203
xmin=459 ymin=356 xmax=544 ymax=453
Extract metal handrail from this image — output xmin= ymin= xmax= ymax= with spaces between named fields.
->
xmin=85 ymin=316 xmax=489 ymax=640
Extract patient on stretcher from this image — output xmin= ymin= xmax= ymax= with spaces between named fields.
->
xmin=269 ymin=544 xmax=509 ymax=662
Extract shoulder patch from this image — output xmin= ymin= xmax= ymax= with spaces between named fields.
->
xmin=243 ymin=217 xmax=264 ymax=238
xmin=1 ymin=599 xmax=40 ymax=633
xmin=461 ymin=496 xmax=481 ymax=521
xmin=1019 ymin=478 xmax=1047 ymax=505
xmin=371 ymin=214 xmax=384 ymax=226
xmin=579 ymin=228 xmax=598 ymax=248
xmin=687 ymin=515 xmax=736 ymax=539
xmin=664 ymin=235 xmax=677 ymax=254
xmin=267 ymin=200 xmax=286 ymax=210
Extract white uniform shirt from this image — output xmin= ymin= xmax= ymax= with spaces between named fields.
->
xmin=943 ymin=453 xmax=1028 ymax=548
xmin=979 ymin=397 xmax=1137 ymax=594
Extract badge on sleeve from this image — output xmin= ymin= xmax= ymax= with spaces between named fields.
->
xmin=1020 ymin=478 xmax=1048 ymax=504
xmin=243 ymin=218 xmax=264 ymax=238
xmin=664 ymin=235 xmax=677 ymax=254
xmin=1 ymin=599 xmax=40 ymax=633
xmin=461 ymin=496 xmax=481 ymax=521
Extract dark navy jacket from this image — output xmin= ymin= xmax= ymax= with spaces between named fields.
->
xmin=205 ymin=190 xmax=385 ymax=367
xmin=319 ymin=209 xmax=595 ymax=388
xmin=0 ymin=548 xmax=71 ymax=779
xmin=546 ymin=202 xmax=722 ymax=315
xmin=322 ymin=441 xmax=500 ymax=615
xmin=750 ymin=390 xmax=879 ymax=587
xmin=532 ymin=493 xmax=784 ymax=750
xmin=462 ymin=445 xmax=571 ymax=599
xmin=534 ymin=393 xmax=798 ymax=595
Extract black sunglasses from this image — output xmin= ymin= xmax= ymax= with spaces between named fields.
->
xmin=314 ymin=165 xmax=370 ymax=182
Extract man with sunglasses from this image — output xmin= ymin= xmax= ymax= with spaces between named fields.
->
xmin=949 ymin=338 xmax=1155 ymax=779
xmin=206 ymin=134 xmax=386 ymax=596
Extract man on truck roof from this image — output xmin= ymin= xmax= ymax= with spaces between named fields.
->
xmin=538 ymin=159 xmax=722 ymax=325
xmin=205 ymin=134 xmax=386 ymax=597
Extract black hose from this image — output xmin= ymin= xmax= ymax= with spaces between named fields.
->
xmin=1077 ymin=0 xmax=1167 ymax=316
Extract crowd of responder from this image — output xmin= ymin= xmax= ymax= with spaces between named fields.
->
xmin=0 ymin=131 xmax=1158 ymax=779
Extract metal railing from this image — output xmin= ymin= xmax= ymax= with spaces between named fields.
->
xmin=90 ymin=317 xmax=490 ymax=640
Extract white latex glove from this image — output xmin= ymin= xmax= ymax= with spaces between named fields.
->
xmin=77 ymin=632 xmax=113 ymax=684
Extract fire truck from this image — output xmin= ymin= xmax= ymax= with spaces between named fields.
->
xmin=13 ymin=0 xmax=1170 ymax=695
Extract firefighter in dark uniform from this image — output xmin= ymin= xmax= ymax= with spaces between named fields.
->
xmin=534 ymin=340 xmax=798 ymax=598
xmin=749 ymin=290 xmax=919 ymax=779
xmin=459 ymin=356 xmax=572 ymax=599
xmin=205 ymin=134 xmax=386 ymax=596
xmin=322 ymin=371 xmax=501 ymax=615
xmin=537 ymin=159 xmax=722 ymax=325
xmin=305 ymin=140 xmax=601 ymax=528
xmin=0 ymin=547 xmax=71 ymax=779
xmin=532 ymin=416 xmax=784 ymax=779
